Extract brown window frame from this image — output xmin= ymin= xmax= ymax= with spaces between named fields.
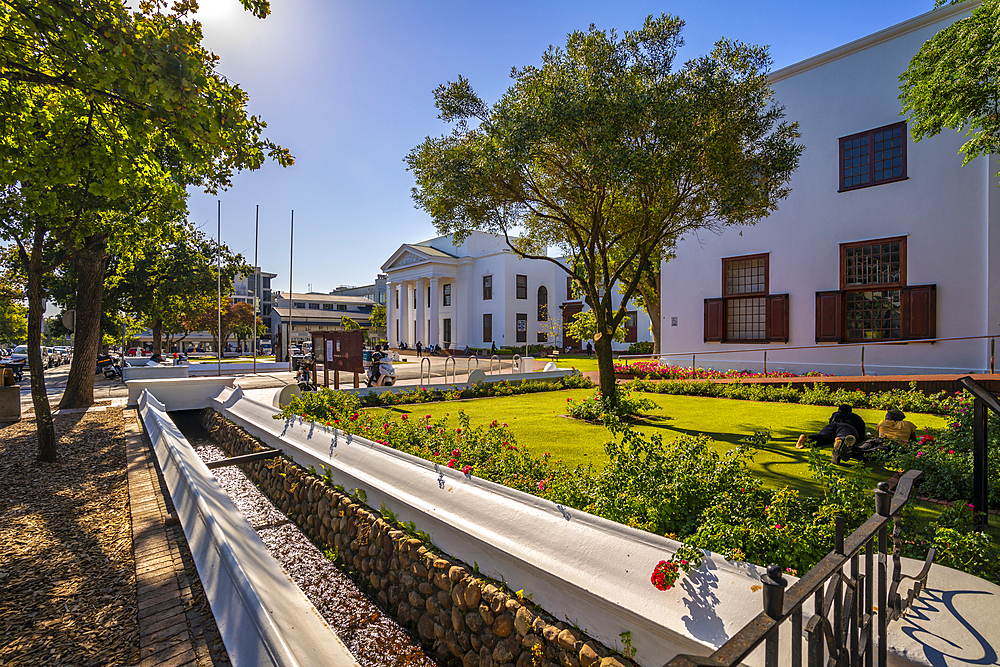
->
xmin=840 ymin=236 xmax=906 ymax=343
xmin=443 ymin=283 xmax=452 ymax=307
xmin=537 ymin=285 xmax=548 ymax=321
xmin=721 ymin=253 xmax=769 ymax=344
xmin=515 ymin=313 xmax=527 ymax=343
xmin=483 ymin=313 xmax=492 ymax=343
xmin=839 ymin=121 xmax=907 ymax=192
xmin=483 ymin=275 xmax=492 ymax=300
xmin=516 ymin=275 xmax=527 ymax=300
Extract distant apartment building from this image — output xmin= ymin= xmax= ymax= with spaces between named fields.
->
xmin=330 ymin=275 xmax=387 ymax=306
xmin=269 ymin=291 xmax=376 ymax=350
xmin=233 ymin=268 xmax=277 ymax=321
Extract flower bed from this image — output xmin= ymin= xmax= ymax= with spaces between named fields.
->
xmin=625 ymin=378 xmax=959 ymax=415
xmin=613 ymin=361 xmax=828 ymax=381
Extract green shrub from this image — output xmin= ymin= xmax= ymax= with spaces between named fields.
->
xmin=627 ymin=341 xmax=654 ymax=355
xmin=568 ymin=385 xmax=655 ymax=423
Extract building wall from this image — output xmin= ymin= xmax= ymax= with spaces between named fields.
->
xmin=659 ymin=4 xmax=996 ymax=375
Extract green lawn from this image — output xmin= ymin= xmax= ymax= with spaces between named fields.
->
xmin=377 ymin=391 xmax=949 ymax=498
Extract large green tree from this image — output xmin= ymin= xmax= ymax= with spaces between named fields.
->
xmin=0 ymin=0 xmax=291 ymax=460
xmin=0 ymin=270 xmax=26 ymax=345
xmin=111 ymin=223 xmax=247 ymax=356
xmin=899 ymin=0 xmax=1000 ymax=180
xmin=407 ymin=15 xmax=802 ymax=403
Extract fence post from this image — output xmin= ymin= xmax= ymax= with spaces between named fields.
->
xmin=762 ymin=564 xmax=787 ymax=667
xmin=861 ymin=345 xmax=866 ymax=376
xmin=973 ymin=398 xmax=989 ymax=528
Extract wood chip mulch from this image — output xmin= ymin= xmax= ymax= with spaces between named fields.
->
xmin=0 ymin=409 xmax=140 ymax=666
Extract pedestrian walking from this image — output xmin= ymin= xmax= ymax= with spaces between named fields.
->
xmin=586 ymin=341 xmax=592 ymax=357
xmin=416 ymin=341 xmax=422 ymax=357
xmin=490 ymin=341 xmax=497 ymax=355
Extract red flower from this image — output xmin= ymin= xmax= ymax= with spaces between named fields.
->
xmin=452 ymin=449 xmax=461 ymax=458
xmin=447 ymin=458 xmax=457 ymax=468
xmin=462 ymin=465 xmax=472 ymax=475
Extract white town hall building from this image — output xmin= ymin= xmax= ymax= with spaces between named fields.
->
xmin=382 ymin=232 xmax=651 ymax=352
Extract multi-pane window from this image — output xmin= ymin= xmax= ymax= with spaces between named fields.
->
xmin=293 ymin=302 xmax=306 ymax=309
xmin=537 ymin=286 xmax=548 ymax=321
xmin=516 ymin=313 xmax=527 ymax=343
xmin=516 ymin=275 xmax=527 ymax=300
xmin=323 ymin=303 xmax=334 ymax=311
xmin=842 ymin=237 xmax=905 ymax=341
xmin=723 ymin=254 xmax=768 ymax=341
xmin=337 ymin=304 xmax=347 ymax=311
xmin=443 ymin=318 xmax=452 ymax=344
xmin=443 ymin=283 xmax=451 ymax=306
xmin=483 ymin=313 xmax=492 ymax=343
xmin=839 ymin=122 xmax=906 ymax=191
xmin=483 ymin=275 xmax=492 ymax=300
xmin=537 ymin=332 xmax=548 ymax=343
xmin=566 ymin=276 xmax=575 ymax=299
xmin=308 ymin=303 xmax=319 ymax=310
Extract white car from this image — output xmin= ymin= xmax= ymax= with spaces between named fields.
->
xmin=7 ymin=345 xmax=48 ymax=369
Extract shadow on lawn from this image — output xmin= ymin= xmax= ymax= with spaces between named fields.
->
xmin=635 ymin=414 xmax=893 ymax=494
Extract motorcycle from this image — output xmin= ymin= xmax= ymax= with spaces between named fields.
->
xmin=103 ymin=357 xmax=127 ymax=380
xmin=366 ymin=353 xmax=396 ymax=387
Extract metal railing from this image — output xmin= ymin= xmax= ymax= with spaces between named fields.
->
xmin=615 ymin=334 xmax=999 ymax=375
xmin=466 ymin=355 xmax=479 ymax=377
xmin=958 ymin=376 xmax=996 ymax=528
xmin=489 ymin=354 xmax=501 ymax=374
xmin=419 ymin=357 xmax=431 ymax=386
xmin=668 ymin=471 xmax=934 ymax=667
xmin=443 ymin=355 xmax=456 ymax=384
xmin=512 ymin=354 xmax=521 ymax=374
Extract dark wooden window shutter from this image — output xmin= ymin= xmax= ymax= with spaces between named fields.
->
xmin=704 ymin=298 xmax=724 ymax=342
xmin=815 ymin=291 xmax=842 ymax=342
xmin=902 ymin=284 xmax=936 ymax=339
xmin=766 ymin=294 xmax=789 ymax=342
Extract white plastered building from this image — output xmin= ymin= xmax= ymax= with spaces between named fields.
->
xmin=659 ymin=2 xmax=1000 ymax=375
xmin=382 ymin=232 xmax=652 ymax=352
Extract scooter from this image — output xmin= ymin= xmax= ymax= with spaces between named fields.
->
xmin=366 ymin=354 xmax=396 ymax=387
xmin=296 ymin=357 xmax=315 ymax=391
xmin=103 ymin=359 xmax=124 ymax=380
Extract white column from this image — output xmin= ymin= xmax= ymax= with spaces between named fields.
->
xmin=415 ymin=277 xmax=426 ymax=347
xmin=454 ymin=265 xmax=472 ymax=349
xmin=386 ymin=281 xmax=395 ymax=347
xmin=429 ymin=278 xmax=440 ymax=347
xmin=397 ymin=282 xmax=408 ymax=347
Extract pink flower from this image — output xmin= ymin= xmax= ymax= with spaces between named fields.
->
xmin=447 ymin=458 xmax=457 ymax=468
xmin=537 ymin=479 xmax=547 ymax=491
xmin=462 ymin=465 xmax=472 ymax=475
xmin=401 ymin=414 xmax=408 ymax=420
xmin=452 ymin=449 xmax=460 ymax=458
xmin=774 ymin=524 xmax=782 ymax=530
xmin=456 ymin=428 xmax=462 ymax=434
xmin=426 ymin=415 xmax=431 ymax=419
xmin=948 ymin=449 xmax=955 ymax=454
xmin=916 ymin=451 xmax=923 ymax=457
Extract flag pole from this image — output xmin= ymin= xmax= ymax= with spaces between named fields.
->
xmin=253 ymin=204 xmax=259 ymax=376
xmin=288 ymin=210 xmax=294 ymax=372
xmin=217 ymin=200 xmax=222 ymax=377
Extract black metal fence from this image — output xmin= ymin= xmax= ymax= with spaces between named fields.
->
xmin=667 ymin=470 xmax=934 ymax=667
xmin=958 ymin=376 xmax=996 ymax=529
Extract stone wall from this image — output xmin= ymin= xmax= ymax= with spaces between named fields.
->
xmin=202 ymin=409 xmax=635 ymax=667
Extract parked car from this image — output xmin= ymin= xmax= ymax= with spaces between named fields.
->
xmin=55 ymin=346 xmax=72 ymax=364
xmin=126 ymin=348 xmax=150 ymax=357
xmin=7 ymin=345 xmax=48 ymax=369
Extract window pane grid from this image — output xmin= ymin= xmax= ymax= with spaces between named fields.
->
xmin=845 ymin=242 xmax=901 ymax=286
xmin=842 ymin=135 xmax=869 ymax=187
xmin=725 ymin=297 xmax=766 ymax=340
xmin=873 ymin=126 xmax=903 ymax=182
xmin=724 ymin=257 xmax=766 ymax=295
xmin=845 ymin=290 xmax=901 ymax=340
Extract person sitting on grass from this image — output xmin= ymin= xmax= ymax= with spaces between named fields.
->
xmin=795 ymin=404 xmax=867 ymax=464
xmin=839 ymin=409 xmax=918 ymax=463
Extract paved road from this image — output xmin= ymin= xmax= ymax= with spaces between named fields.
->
xmin=13 ymin=355 xmax=521 ymax=409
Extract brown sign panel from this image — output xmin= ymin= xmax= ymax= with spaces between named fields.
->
xmin=310 ymin=330 xmax=364 ymax=374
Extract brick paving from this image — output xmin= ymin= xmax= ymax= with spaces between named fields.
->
xmin=124 ymin=411 xmax=229 ymax=667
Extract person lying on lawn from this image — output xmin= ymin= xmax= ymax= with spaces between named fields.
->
xmin=837 ymin=409 xmax=918 ymax=463
xmin=795 ymin=404 xmax=867 ymax=464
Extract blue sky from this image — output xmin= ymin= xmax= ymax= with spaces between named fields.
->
xmin=187 ymin=0 xmax=936 ymax=293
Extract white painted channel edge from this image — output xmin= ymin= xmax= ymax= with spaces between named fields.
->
xmin=137 ymin=389 xmax=359 ymax=667
xmin=213 ymin=386 xmax=800 ymax=667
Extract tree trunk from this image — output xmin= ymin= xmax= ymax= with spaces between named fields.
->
xmin=635 ymin=270 xmax=661 ymax=356
xmin=59 ymin=235 xmax=108 ymax=410
xmin=594 ymin=330 xmax=617 ymax=406
xmin=25 ymin=228 xmax=56 ymax=461
xmin=152 ymin=318 xmax=162 ymax=356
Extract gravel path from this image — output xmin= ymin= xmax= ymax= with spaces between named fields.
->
xmin=186 ymin=426 xmax=441 ymax=667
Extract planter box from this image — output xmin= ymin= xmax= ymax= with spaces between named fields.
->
xmin=0 ymin=385 xmax=20 ymax=422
